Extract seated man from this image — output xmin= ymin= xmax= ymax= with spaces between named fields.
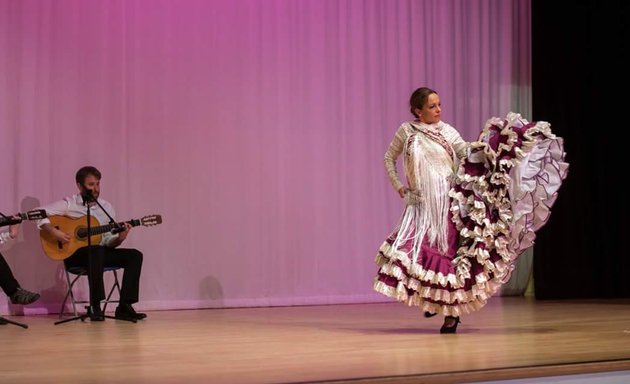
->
xmin=37 ymin=166 xmax=146 ymax=322
xmin=1 ymin=220 xmax=40 ymax=324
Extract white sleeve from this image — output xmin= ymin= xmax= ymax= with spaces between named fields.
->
xmin=384 ymin=124 xmax=407 ymax=192
xmin=443 ymin=124 xmax=468 ymax=159
xmin=35 ymin=199 xmax=71 ymax=228
xmin=0 ymin=231 xmax=12 ymax=244
xmin=101 ymin=203 xmax=119 ymax=248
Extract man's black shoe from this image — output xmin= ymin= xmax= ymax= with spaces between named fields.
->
xmin=0 ymin=317 xmax=8 ymax=325
xmin=87 ymin=304 xmax=105 ymax=321
xmin=115 ymin=303 xmax=147 ymax=321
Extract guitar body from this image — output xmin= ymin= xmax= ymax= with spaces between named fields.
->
xmin=40 ymin=216 xmax=103 ymax=261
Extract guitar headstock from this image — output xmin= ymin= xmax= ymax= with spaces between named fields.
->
xmin=141 ymin=214 xmax=162 ymax=226
xmin=22 ymin=209 xmax=48 ymax=220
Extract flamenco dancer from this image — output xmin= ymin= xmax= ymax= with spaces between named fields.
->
xmin=374 ymin=87 xmax=569 ymax=333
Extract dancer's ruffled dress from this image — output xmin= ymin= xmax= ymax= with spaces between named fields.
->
xmin=374 ymin=112 xmax=568 ymax=316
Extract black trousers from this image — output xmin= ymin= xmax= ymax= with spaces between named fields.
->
xmin=64 ymin=246 xmax=143 ymax=305
xmin=0 ymin=252 xmax=19 ymax=297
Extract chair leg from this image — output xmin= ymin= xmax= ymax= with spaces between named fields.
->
xmin=60 ymin=268 xmax=122 ymax=317
xmin=59 ymin=288 xmax=72 ymax=319
xmin=69 ymin=273 xmax=82 ymax=317
xmin=59 ymin=269 xmax=71 ymax=319
xmin=103 ymin=269 xmax=122 ymax=313
xmin=60 ymin=270 xmax=79 ymax=318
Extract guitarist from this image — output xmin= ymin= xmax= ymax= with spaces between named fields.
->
xmin=1 ymin=218 xmax=41 ymax=323
xmin=37 ymin=166 xmax=146 ymax=322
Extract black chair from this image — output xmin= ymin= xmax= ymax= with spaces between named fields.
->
xmin=58 ymin=266 xmax=121 ymax=318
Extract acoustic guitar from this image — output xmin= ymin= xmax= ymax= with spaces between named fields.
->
xmin=40 ymin=214 xmax=162 ymax=260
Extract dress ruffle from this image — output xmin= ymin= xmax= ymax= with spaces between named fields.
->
xmin=374 ymin=112 xmax=569 ymax=316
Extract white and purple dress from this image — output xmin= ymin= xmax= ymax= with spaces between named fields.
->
xmin=374 ymin=112 xmax=568 ymax=316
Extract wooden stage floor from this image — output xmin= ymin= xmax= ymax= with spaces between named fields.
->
xmin=1 ymin=297 xmax=629 ymax=383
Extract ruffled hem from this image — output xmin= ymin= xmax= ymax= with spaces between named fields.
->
xmin=373 ymin=276 xmax=498 ymax=317
xmin=378 ymin=241 xmax=459 ymax=287
xmin=374 ymin=112 xmax=568 ymax=316
xmin=374 ymin=244 xmax=509 ymax=316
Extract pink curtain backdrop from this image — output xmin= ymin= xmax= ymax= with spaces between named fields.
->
xmin=0 ymin=0 xmax=531 ymax=315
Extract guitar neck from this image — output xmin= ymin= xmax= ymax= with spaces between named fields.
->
xmin=0 ymin=216 xmax=20 ymax=227
xmin=76 ymin=219 xmax=140 ymax=238
xmin=0 ymin=209 xmax=47 ymax=226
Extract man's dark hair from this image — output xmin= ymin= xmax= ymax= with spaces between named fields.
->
xmin=75 ymin=166 xmax=102 ymax=185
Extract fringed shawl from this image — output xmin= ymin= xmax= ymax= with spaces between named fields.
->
xmin=389 ymin=122 xmax=460 ymax=264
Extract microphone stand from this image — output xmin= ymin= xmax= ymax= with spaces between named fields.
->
xmin=0 ymin=211 xmax=28 ymax=329
xmin=0 ymin=316 xmax=28 ymax=329
xmin=55 ymin=191 xmax=134 ymax=324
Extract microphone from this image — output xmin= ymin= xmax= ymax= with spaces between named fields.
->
xmin=81 ymin=188 xmax=94 ymax=204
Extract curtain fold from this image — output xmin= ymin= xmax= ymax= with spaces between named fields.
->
xmin=0 ymin=0 xmax=531 ymax=314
